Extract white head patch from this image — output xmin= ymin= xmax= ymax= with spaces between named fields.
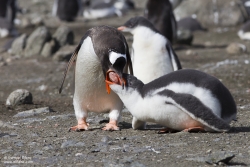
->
xmin=109 ymin=51 xmax=126 ymax=65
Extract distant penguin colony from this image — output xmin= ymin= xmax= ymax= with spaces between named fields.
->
xmin=238 ymin=20 xmax=250 ymax=40
xmin=0 ymin=0 xmax=17 ymax=38
xmin=144 ymin=0 xmax=177 ymax=43
xmin=59 ymin=25 xmax=133 ymax=131
xmin=106 ymin=69 xmax=237 ymax=132
xmin=177 ymin=17 xmax=207 ymax=33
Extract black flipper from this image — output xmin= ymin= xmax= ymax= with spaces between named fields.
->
xmin=157 ymin=89 xmax=230 ymax=132
xmin=166 ymin=43 xmax=182 ymax=70
xmin=123 ymin=35 xmax=134 ymax=75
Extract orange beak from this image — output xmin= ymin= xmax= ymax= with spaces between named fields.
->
xmin=117 ymin=26 xmax=126 ymax=31
xmin=105 ymin=70 xmax=125 ymax=94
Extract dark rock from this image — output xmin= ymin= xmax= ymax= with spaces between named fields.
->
xmin=45 ymin=114 xmax=75 ymax=120
xmin=205 ymin=151 xmax=235 ymax=164
xmin=32 ymin=150 xmax=43 ymax=155
xmin=61 ymin=140 xmax=85 ymax=148
xmin=6 ymin=89 xmax=33 ymax=106
xmin=0 ymin=149 xmax=13 ymax=154
xmin=186 ymin=151 xmax=235 ymax=165
xmin=41 ymin=39 xmax=58 ymax=57
xmin=16 ymin=118 xmax=43 ymax=123
xmin=15 ymin=141 xmax=24 ymax=147
xmin=13 ymin=107 xmax=53 ymax=118
xmin=177 ymin=17 xmax=207 ymax=32
xmin=10 ymin=34 xmax=27 ymax=56
xmin=53 ymin=45 xmax=75 ymax=61
xmin=101 ymin=136 xmax=112 ymax=143
xmin=226 ymin=42 xmax=247 ymax=54
xmin=43 ymin=144 xmax=54 ymax=151
xmin=53 ymin=26 xmax=74 ymax=47
xmin=24 ymin=26 xmax=51 ymax=57
xmin=0 ymin=120 xmax=15 ymax=129
xmin=175 ymin=0 xmax=246 ymax=27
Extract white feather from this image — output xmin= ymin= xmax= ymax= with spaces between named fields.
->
xmin=110 ymin=84 xmax=223 ymax=132
xmin=131 ymin=26 xmax=175 ymax=84
xmin=110 ymin=85 xmax=208 ymax=131
xmin=74 ymin=37 xmax=123 ymax=122
xmin=109 ymin=51 xmax=126 ymax=65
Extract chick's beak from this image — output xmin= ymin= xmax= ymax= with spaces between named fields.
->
xmin=105 ymin=70 xmax=125 ymax=94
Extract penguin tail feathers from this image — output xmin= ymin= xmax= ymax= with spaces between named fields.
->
xmin=58 ymin=44 xmax=80 ymax=94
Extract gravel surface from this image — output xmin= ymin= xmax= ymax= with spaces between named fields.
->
xmin=0 ymin=0 xmax=250 ymax=166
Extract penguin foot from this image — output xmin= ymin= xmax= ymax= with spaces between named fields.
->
xmin=69 ymin=120 xmax=89 ymax=132
xmin=158 ymin=128 xmax=178 ymax=134
xmin=102 ymin=120 xmax=120 ymax=131
xmin=183 ymin=127 xmax=205 ymax=132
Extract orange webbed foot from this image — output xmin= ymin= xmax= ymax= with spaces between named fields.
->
xmin=102 ymin=119 xmax=120 ymax=131
xmin=183 ymin=127 xmax=205 ymax=132
xmin=69 ymin=118 xmax=89 ymax=132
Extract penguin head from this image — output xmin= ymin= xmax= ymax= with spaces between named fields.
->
xmin=117 ymin=16 xmax=158 ymax=34
xmin=106 ymin=71 xmax=144 ymax=95
xmin=102 ymin=51 xmax=127 ymax=94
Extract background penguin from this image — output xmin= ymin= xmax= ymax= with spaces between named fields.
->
xmin=238 ymin=20 xmax=250 ymax=40
xmin=144 ymin=0 xmax=177 ymax=43
xmin=176 ymin=16 xmax=207 ymax=45
xmin=59 ymin=25 xmax=133 ymax=131
xmin=0 ymin=0 xmax=18 ymax=38
xmin=169 ymin=0 xmax=183 ymax=9
xmin=177 ymin=17 xmax=207 ymax=33
xmin=118 ymin=16 xmax=182 ymax=84
xmin=52 ymin=0 xmax=82 ymax=22
xmin=118 ymin=16 xmax=182 ymax=129
xmin=106 ymin=69 xmax=237 ymax=132
xmin=83 ymin=0 xmax=134 ymax=20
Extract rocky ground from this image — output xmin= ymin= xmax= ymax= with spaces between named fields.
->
xmin=0 ymin=0 xmax=250 ymax=167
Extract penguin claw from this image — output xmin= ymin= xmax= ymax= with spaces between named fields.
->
xmin=158 ymin=128 xmax=178 ymax=134
xmin=183 ymin=127 xmax=205 ymax=133
xmin=102 ymin=119 xmax=120 ymax=131
xmin=68 ymin=123 xmax=89 ymax=132
xmin=102 ymin=123 xmax=120 ymax=131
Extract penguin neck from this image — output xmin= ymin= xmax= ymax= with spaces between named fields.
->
xmin=109 ymin=73 xmax=144 ymax=104
xmin=110 ymin=84 xmax=143 ymax=112
xmin=132 ymin=26 xmax=166 ymax=49
xmin=132 ymin=26 xmax=156 ymax=39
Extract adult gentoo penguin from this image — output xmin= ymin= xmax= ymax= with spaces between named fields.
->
xmin=52 ymin=0 xmax=82 ymax=22
xmin=59 ymin=25 xmax=133 ymax=131
xmin=238 ymin=20 xmax=250 ymax=40
xmin=144 ymin=0 xmax=177 ymax=43
xmin=118 ymin=16 xmax=182 ymax=84
xmin=118 ymin=16 xmax=182 ymax=129
xmin=106 ymin=69 xmax=237 ymax=132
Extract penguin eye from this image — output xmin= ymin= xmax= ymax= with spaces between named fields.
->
xmin=113 ymin=57 xmax=126 ymax=70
